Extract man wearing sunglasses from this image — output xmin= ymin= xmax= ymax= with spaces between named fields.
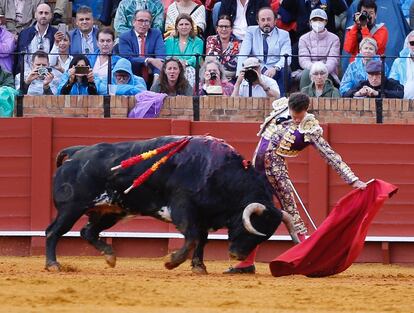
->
xmin=15 ymin=3 xmax=56 ymax=76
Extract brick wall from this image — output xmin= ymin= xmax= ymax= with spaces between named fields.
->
xmin=19 ymin=96 xmax=414 ymax=124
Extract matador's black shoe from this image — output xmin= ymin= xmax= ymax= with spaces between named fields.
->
xmin=223 ymin=265 xmax=256 ymax=274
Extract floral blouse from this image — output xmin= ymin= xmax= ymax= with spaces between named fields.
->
xmin=206 ymin=34 xmax=240 ymax=73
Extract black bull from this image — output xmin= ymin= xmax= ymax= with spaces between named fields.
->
xmin=45 ymin=135 xmax=295 ymax=273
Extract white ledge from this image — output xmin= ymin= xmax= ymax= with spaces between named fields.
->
xmin=0 ymin=231 xmax=413 ymax=242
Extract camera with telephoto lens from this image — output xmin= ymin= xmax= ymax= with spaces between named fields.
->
xmin=209 ymin=72 xmax=217 ymax=80
xmin=37 ymin=66 xmax=51 ymax=80
xmin=354 ymin=11 xmax=370 ymax=23
xmin=244 ymin=68 xmax=258 ymax=84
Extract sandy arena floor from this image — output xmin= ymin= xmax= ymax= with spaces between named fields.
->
xmin=0 ymin=256 xmax=413 ymax=313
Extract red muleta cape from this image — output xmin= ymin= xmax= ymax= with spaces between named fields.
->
xmin=269 ymin=179 xmax=398 ymax=278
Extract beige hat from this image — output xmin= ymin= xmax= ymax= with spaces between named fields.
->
xmin=242 ymin=57 xmax=261 ymax=69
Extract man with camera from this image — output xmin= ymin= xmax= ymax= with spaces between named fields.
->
xmin=16 ymin=50 xmax=57 ymax=95
xmin=343 ymin=0 xmax=388 ymax=62
xmin=231 ymin=57 xmax=280 ymax=98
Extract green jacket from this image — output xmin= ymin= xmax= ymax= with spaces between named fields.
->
xmin=301 ymin=79 xmax=340 ymax=98
xmin=0 ymin=68 xmax=14 ymax=88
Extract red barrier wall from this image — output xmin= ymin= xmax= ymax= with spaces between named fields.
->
xmin=0 ymin=118 xmax=413 ymax=263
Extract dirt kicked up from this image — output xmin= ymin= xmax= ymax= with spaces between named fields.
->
xmin=0 ymin=256 xmax=413 ymax=313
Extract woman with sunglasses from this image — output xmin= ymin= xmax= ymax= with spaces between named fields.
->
xmin=165 ymin=13 xmax=204 ymax=87
xmin=205 ymin=15 xmax=240 ymax=82
xmin=150 ymin=57 xmax=193 ymax=96
xmin=389 ymin=30 xmax=414 ymax=99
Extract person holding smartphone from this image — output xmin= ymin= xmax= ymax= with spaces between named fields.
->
xmin=57 ymin=55 xmax=106 ymax=95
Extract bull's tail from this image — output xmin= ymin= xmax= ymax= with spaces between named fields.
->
xmin=56 ymin=146 xmax=86 ymax=167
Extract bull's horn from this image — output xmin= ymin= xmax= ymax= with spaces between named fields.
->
xmin=242 ymin=203 xmax=267 ymax=237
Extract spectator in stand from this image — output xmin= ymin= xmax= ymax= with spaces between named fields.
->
xmin=389 ymin=30 xmax=414 ymax=99
xmin=58 ymin=55 xmax=106 ymax=95
xmin=165 ymin=0 xmax=206 ymax=38
xmin=0 ymin=0 xmax=41 ymax=35
xmin=343 ymin=0 xmax=388 ymax=62
xmin=340 ymin=37 xmax=388 ymax=95
xmin=277 ymin=0 xmax=347 ymax=72
xmin=165 ymin=13 xmax=204 ymax=87
xmin=301 ymin=61 xmax=340 ymax=98
xmin=15 ymin=50 xmax=59 ymax=95
xmin=119 ymin=9 xmax=166 ymax=87
xmin=69 ymin=6 xmax=99 ymax=56
xmin=16 ymin=3 xmax=57 ymax=76
xmin=110 ymin=58 xmax=147 ymax=95
xmin=199 ymin=58 xmax=234 ymax=95
xmin=49 ymin=31 xmax=73 ymax=82
xmin=52 ymin=0 xmax=105 ymax=25
xmin=343 ymin=59 xmax=403 ymax=98
xmin=0 ymin=20 xmax=16 ymax=73
xmin=206 ymin=14 xmax=241 ymax=82
xmin=237 ymin=7 xmax=291 ymax=96
xmin=298 ymin=9 xmax=341 ymax=89
xmin=150 ymin=57 xmax=193 ymax=95
xmin=114 ymin=0 xmax=165 ymax=34
xmin=89 ymin=27 xmax=121 ymax=80
xmin=232 ymin=57 xmax=280 ymax=98
xmin=0 ymin=65 xmax=14 ymax=87
xmin=278 ymin=0 xmax=347 ymax=41
xmin=218 ymin=0 xmax=269 ymax=40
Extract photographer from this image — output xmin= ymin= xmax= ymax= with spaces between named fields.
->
xmin=199 ymin=58 xmax=234 ymax=96
xmin=343 ymin=0 xmax=388 ymax=62
xmin=16 ymin=50 xmax=57 ymax=95
xmin=231 ymin=57 xmax=280 ymax=98
xmin=57 ymin=55 xmax=106 ymax=95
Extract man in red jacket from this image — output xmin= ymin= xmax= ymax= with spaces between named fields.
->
xmin=343 ymin=0 xmax=388 ymax=62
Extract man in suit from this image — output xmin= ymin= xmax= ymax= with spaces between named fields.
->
xmin=118 ymin=9 xmax=166 ymax=86
xmin=69 ymin=6 xmax=99 ymax=55
xmin=15 ymin=3 xmax=57 ymax=75
xmin=236 ymin=7 xmax=292 ymax=96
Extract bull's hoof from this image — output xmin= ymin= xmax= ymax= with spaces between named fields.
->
xmin=164 ymin=261 xmax=179 ymax=270
xmin=191 ymin=265 xmax=208 ymax=275
xmin=164 ymin=253 xmax=180 ymax=270
xmin=45 ymin=261 xmax=61 ymax=272
xmin=104 ymin=254 xmax=116 ymax=268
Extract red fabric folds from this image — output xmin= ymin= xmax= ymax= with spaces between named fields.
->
xmin=269 ymin=179 xmax=398 ymax=278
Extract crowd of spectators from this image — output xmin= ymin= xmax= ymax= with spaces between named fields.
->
xmin=1 ymin=0 xmax=414 ymax=116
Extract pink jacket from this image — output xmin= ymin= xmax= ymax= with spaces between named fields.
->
xmin=298 ymin=30 xmax=340 ymax=76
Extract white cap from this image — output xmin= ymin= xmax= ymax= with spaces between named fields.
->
xmin=309 ymin=9 xmax=328 ymax=21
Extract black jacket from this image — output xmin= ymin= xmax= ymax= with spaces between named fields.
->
xmin=344 ymin=78 xmax=404 ymax=99
xmin=219 ymin=0 xmax=270 ymax=26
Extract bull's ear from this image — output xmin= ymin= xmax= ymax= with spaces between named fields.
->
xmin=242 ymin=203 xmax=266 ymax=236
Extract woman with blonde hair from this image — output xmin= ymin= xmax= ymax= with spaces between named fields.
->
xmin=340 ymin=37 xmax=388 ymax=96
